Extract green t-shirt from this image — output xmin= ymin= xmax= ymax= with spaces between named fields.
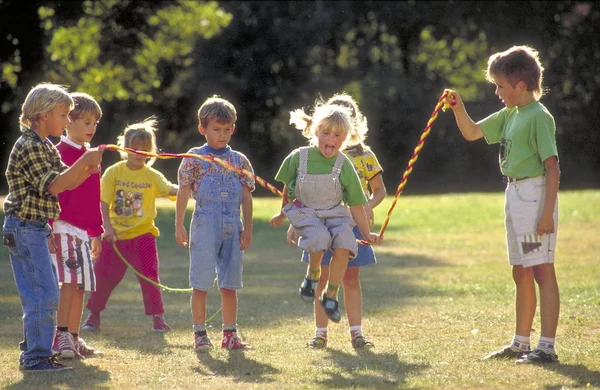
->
xmin=478 ymin=101 xmax=558 ymax=179
xmin=275 ymin=147 xmax=367 ymax=207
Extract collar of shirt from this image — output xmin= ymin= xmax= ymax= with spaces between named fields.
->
xmin=60 ymin=135 xmax=89 ymax=150
xmin=203 ymin=144 xmax=231 ymax=156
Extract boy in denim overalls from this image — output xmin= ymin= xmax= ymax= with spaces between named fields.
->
xmin=176 ymin=95 xmax=255 ymax=352
xmin=3 ymin=83 xmax=103 ymax=372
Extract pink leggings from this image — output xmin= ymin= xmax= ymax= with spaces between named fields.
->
xmin=86 ymin=233 xmax=165 ymax=316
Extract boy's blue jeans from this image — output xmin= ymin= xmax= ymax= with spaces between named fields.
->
xmin=3 ymin=214 xmax=59 ymax=367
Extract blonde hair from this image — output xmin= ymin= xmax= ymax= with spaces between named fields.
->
xmin=197 ymin=95 xmax=237 ymax=128
xmin=20 ymin=83 xmax=74 ymax=129
xmin=486 ymin=45 xmax=545 ymax=99
xmin=117 ymin=116 xmax=159 ymax=166
xmin=289 ymin=103 xmax=357 ymax=148
xmin=326 ymin=93 xmax=368 ymax=149
xmin=69 ymin=92 xmax=102 ymax=121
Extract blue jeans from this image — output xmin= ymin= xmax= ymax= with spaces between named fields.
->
xmin=3 ymin=214 xmax=58 ymax=367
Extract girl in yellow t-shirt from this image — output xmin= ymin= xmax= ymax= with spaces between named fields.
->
xmin=83 ymin=117 xmax=178 ymax=332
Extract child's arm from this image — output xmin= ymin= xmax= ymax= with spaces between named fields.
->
xmin=349 ymin=204 xmax=381 ymax=244
xmin=366 ymin=174 xmax=386 ymax=225
xmin=270 ymin=185 xmax=289 ymax=227
xmin=443 ymin=89 xmax=485 ymax=141
xmin=240 ymin=186 xmax=253 ymax=251
xmin=48 ymin=148 xmax=103 ymax=195
xmin=537 ymin=156 xmax=560 ymax=235
xmin=175 ymin=184 xmax=190 ymax=247
xmin=100 ymin=201 xmax=116 ymax=243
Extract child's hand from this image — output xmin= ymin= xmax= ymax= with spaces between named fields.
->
xmin=82 ymin=148 xmax=104 ymax=166
xmin=286 ymin=224 xmax=298 ymax=245
xmin=90 ymin=237 xmax=102 ymax=259
xmin=240 ymin=228 xmax=252 ymax=251
xmin=47 ymin=235 xmax=57 ymax=254
xmin=537 ymin=212 xmax=555 ymax=235
xmin=103 ymin=226 xmax=117 ymax=244
xmin=443 ymin=89 xmax=463 ymax=111
xmin=270 ymin=212 xmax=286 ymax=227
xmin=362 ymin=232 xmax=382 ymax=244
xmin=175 ymin=225 xmax=189 ymax=248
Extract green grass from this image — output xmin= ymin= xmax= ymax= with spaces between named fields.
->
xmin=1 ymin=191 xmax=600 ymax=389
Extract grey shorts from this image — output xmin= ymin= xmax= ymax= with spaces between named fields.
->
xmin=505 ymin=176 xmax=558 ymax=267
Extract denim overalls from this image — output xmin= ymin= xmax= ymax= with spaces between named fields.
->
xmin=189 ymin=149 xmax=244 ymax=291
xmin=283 ymin=147 xmax=357 ymax=257
xmin=3 ymin=214 xmax=59 ymax=367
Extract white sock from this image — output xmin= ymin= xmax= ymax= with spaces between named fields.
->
xmin=316 ymin=327 xmax=328 ymax=339
xmin=511 ymin=334 xmax=531 ymax=351
xmin=537 ymin=336 xmax=556 ymax=352
xmin=350 ymin=325 xmax=362 ymax=339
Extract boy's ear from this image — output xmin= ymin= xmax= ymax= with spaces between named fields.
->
xmin=198 ymin=124 xmax=206 ymax=135
xmin=230 ymin=124 xmax=236 ymax=134
xmin=516 ymin=80 xmax=527 ymax=91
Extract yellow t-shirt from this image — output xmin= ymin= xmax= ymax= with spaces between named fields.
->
xmin=101 ymin=161 xmax=176 ymax=239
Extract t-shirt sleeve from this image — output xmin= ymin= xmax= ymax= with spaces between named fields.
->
xmin=363 ymin=149 xmax=383 ymax=181
xmin=341 ymin=158 xmax=367 ymax=206
xmin=154 ymin=169 xmax=176 ymax=197
xmin=533 ymin=112 xmax=558 ymax=163
xmin=100 ymin=166 xmax=115 ymax=205
xmin=178 ymin=148 xmax=199 ymax=187
xmin=477 ymin=108 xmax=508 ymax=145
xmin=274 ymin=149 xmax=300 ymax=200
xmin=237 ymin=153 xmax=256 ymax=192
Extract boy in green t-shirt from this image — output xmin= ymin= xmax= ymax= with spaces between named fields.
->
xmin=444 ymin=45 xmax=560 ymax=364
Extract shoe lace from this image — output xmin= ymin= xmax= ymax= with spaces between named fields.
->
xmin=57 ymin=332 xmax=75 ymax=351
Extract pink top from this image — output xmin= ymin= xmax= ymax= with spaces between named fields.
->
xmin=52 ymin=136 xmax=104 ymax=238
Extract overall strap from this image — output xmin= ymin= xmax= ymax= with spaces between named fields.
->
xmin=331 ymin=151 xmax=345 ymax=177
xmin=298 ymin=147 xmax=309 ymax=175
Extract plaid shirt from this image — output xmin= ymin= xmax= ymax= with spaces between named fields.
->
xmin=3 ymin=127 xmax=67 ymax=221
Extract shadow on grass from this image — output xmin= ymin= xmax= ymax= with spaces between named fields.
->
xmin=543 ymin=363 xmax=600 ymax=389
xmin=193 ymin=350 xmax=279 ymax=384
xmin=4 ymin=360 xmax=111 ymax=389
xmin=319 ymin=347 xmax=428 ymax=388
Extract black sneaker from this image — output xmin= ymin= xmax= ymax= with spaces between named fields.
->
xmin=482 ymin=345 xmax=528 ymax=360
xmin=516 ymin=349 xmax=559 ymax=364
xmin=352 ymin=335 xmax=374 ymax=349
xmin=299 ymin=276 xmax=316 ymax=302
xmin=306 ymin=336 xmax=327 ymax=349
xmin=22 ymin=355 xmax=72 ymax=373
xmin=319 ymin=292 xmax=341 ymax=323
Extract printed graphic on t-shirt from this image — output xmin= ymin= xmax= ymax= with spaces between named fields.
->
xmin=499 ymin=138 xmax=512 ymax=170
xmin=114 ymin=189 xmax=144 ymax=217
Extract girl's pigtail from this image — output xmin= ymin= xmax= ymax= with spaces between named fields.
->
xmin=289 ymin=108 xmax=314 ymax=139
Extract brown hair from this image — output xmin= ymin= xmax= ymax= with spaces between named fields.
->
xmin=486 ymin=45 xmax=544 ymax=99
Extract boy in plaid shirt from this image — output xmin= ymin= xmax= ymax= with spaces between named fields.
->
xmin=3 ymin=83 xmax=103 ymax=373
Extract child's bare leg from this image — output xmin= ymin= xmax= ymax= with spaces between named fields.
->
xmin=315 ymin=266 xmax=330 ymax=328
xmin=533 ymin=264 xmax=560 ymax=338
xmin=191 ymin=288 xmax=208 ymax=324
xmin=67 ymin=288 xmax=85 ymax=333
xmin=512 ymin=266 xmax=536 ymax=336
xmin=220 ymin=288 xmax=237 ymax=325
xmin=326 ymin=248 xmax=350 ymax=298
xmin=342 ymin=267 xmax=361 ymax=327
xmin=307 ymin=251 xmax=324 ymax=280
xmin=57 ymin=283 xmax=76 ymax=327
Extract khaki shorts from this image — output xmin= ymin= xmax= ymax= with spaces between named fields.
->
xmin=505 ymin=176 xmax=558 ymax=267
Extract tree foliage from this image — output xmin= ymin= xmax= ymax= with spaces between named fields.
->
xmin=1 ymin=1 xmax=598 ymax=194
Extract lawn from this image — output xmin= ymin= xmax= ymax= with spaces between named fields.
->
xmin=0 ymin=191 xmax=599 ymax=389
